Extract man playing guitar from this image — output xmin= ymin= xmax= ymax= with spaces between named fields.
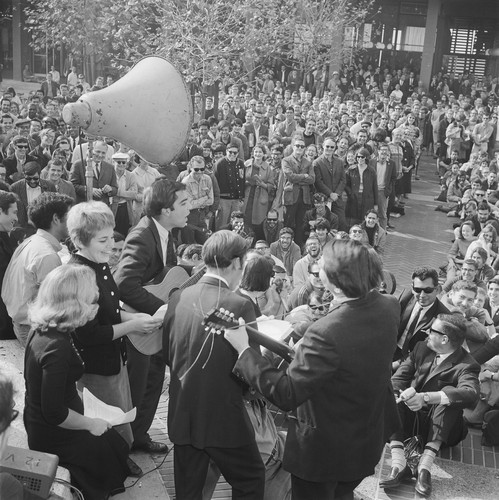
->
xmin=114 ymin=177 xmax=191 ymax=454
xmin=162 ymin=230 xmax=265 ymax=498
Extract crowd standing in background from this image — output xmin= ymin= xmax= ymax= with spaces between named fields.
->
xmin=0 ymin=60 xmax=498 ymax=499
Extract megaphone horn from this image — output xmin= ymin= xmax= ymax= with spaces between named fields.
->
xmin=62 ymin=56 xmax=193 ymax=166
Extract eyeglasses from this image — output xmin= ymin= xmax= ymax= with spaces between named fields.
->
xmin=310 ymin=271 xmax=320 ymax=278
xmin=351 ymin=229 xmax=362 ymax=234
xmin=424 ymin=327 xmax=447 ymax=336
xmin=193 ymin=168 xmax=205 ymax=172
xmin=16 ymin=144 xmax=29 ymax=149
xmin=294 ymin=144 xmax=305 ymax=149
xmin=267 ymin=218 xmax=278 ymax=222
xmin=412 ymin=285 xmax=436 ymax=294
xmin=227 ymin=150 xmax=238 ymax=155
xmin=311 ymin=304 xmax=326 ymax=312
xmin=25 ymin=175 xmax=40 ymax=181
xmin=115 ymin=160 xmax=127 ymax=164
xmin=356 ymin=155 xmax=366 ymax=159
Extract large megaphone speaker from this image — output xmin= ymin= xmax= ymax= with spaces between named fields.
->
xmin=62 ymin=56 xmax=193 ymax=165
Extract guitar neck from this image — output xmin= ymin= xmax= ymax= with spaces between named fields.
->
xmin=245 ymin=324 xmax=294 ymax=363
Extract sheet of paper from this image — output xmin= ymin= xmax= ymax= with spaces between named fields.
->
xmin=83 ymin=387 xmax=136 ymax=426
xmin=256 ymin=316 xmax=293 ymax=341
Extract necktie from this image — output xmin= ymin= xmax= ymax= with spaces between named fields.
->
xmin=165 ymin=234 xmax=176 ymax=267
xmin=401 ymin=305 xmax=421 ymax=355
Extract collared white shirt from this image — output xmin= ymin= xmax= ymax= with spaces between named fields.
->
xmin=152 ymin=217 xmax=170 ymax=264
xmin=26 ymin=185 xmax=42 ymax=205
xmin=397 ymin=301 xmax=433 ymax=349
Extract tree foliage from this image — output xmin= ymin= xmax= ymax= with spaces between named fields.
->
xmin=24 ymin=0 xmax=373 ymax=84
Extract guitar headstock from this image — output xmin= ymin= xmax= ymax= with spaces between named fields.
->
xmin=202 ymin=307 xmax=238 ymax=335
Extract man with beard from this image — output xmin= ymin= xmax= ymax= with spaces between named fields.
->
xmin=289 ymin=260 xmax=326 ymax=309
xmin=262 ymin=208 xmax=282 ymax=244
xmin=292 ymin=235 xmax=322 ymax=290
xmin=270 ymin=227 xmax=301 ymax=278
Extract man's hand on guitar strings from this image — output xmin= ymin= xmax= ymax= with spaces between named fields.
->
xmin=224 ymin=316 xmax=250 ymax=355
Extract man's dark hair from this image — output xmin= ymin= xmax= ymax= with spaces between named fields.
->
xmin=144 ymin=178 xmax=186 ymax=217
xmin=451 ymin=279 xmax=477 ymax=295
xmin=488 ymin=278 xmax=499 ymax=289
xmin=462 ymin=259 xmax=478 ymax=270
xmin=437 ymin=313 xmax=467 ymax=348
xmin=315 ymin=217 xmax=330 ymax=231
xmin=240 ymin=254 xmax=274 ymax=292
xmin=477 ymin=202 xmax=490 ymax=212
xmin=279 ymin=227 xmax=294 ymax=237
xmin=411 ymin=266 xmax=439 ymax=287
xmin=202 ymin=230 xmax=248 ymax=269
xmin=183 ymin=243 xmax=203 ymax=260
xmin=198 ymin=119 xmax=209 ymax=128
xmin=28 ymin=192 xmax=73 ymax=230
xmin=0 ymin=190 xmax=18 ymax=213
xmin=113 ymin=230 xmax=125 ymax=243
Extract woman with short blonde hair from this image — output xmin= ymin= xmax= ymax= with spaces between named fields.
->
xmin=66 ymin=201 xmax=162 ymax=475
xmin=24 ymin=264 xmax=130 ymax=499
xmin=29 ymin=264 xmax=98 ymax=332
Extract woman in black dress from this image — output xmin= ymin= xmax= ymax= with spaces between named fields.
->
xmin=66 ymin=201 xmax=162 ymax=475
xmin=24 ymin=264 xmax=129 ymax=499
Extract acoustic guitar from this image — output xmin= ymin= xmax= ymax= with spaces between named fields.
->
xmin=123 ymin=266 xmax=205 ymax=355
xmin=203 ymin=307 xmax=295 ymax=363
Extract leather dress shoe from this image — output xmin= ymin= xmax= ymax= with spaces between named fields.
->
xmin=415 ymin=468 xmax=432 ymax=497
xmin=379 ymin=465 xmax=411 ymax=489
xmin=132 ymin=440 xmax=169 ymax=454
xmin=127 ymin=457 xmax=143 ymax=477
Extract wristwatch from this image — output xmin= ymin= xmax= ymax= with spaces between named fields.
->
xmin=423 ymin=392 xmax=430 ymax=404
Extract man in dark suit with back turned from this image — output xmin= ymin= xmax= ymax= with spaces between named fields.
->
xmin=162 ymin=230 xmax=265 ymax=499
xmin=381 ymin=314 xmax=480 ymax=497
xmin=394 ymin=266 xmax=450 ymax=371
xmin=114 ymin=178 xmax=191 ymax=454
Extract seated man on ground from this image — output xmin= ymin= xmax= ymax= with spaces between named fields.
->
xmin=439 ymin=280 xmax=490 ymax=354
xmin=381 ymin=314 xmax=480 ymax=497
xmin=442 ymin=258 xmax=486 ymax=294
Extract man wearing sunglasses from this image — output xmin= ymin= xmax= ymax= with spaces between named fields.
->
xmin=3 ymin=135 xmax=38 ymax=184
xmin=394 ymin=267 xmax=450 ymax=370
xmin=10 ymin=161 xmax=56 ymax=230
xmin=381 ymin=313 xmax=480 ymax=497
xmin=180 ymin=156 xmax=213 ymax=244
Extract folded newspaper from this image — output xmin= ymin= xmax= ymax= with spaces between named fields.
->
xmin=83 ymin=387 xmax=136 ymax=426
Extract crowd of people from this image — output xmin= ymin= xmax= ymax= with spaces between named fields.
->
xmin=0 ymin=60 xmax=498 ymax=500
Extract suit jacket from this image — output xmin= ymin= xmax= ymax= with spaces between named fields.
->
xmin=397 ymin=291 xmax=450 ymax=357
xmin=244 ymin=124 xmax=269 ymax=145
xmin=69 ymin=159 xmax=118 ymax=204
xmin=10 ymin=179 xmax=56 ymax=228
xmin=3 ymin=154 xmax=38 ymax=184
xmin=345 ymin=166 xmax=378 ymax=220
xmin=313 ymin=155 xmax=346 ymax=204
xmin=392 ymin=342 xmax=480 ymax=409
xmin=163 ymin=275 xmax=259 ymax=449
xmin=281 ymin=154 xmax=315 ymax=205
xmin=114 ymin=216 xmax=173 ymax=315
xmin=234 ymin=290 xmax=400 ymax=482
xmin=369 ymin=158 xmax=397 ymax=197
